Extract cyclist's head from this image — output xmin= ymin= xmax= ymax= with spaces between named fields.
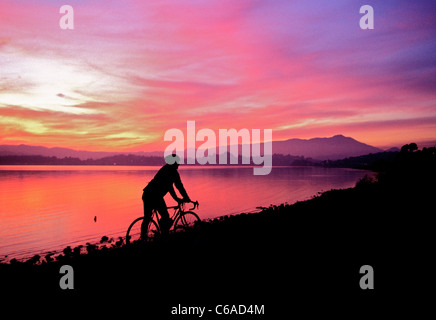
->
xmin=165 ymin=153 xmax=181 ymax=168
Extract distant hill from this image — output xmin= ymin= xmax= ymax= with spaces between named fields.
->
xmin=0 ymin=154 xmax=165 ymax=166
xmin=271 ymin=135 xmax=383 ymax=160
xmin=0 ymin=135 xmax=383 ymax=162
xmin=0 ymin=144 xmax=160 ymax=160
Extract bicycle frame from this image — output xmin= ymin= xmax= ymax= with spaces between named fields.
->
xmin=151 ymin=201 xmax=199 ymax=230
xmin=125 ymin=201 xmax=199 ymax=244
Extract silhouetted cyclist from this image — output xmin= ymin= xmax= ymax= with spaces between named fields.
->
xmin=141 ymin=154 xmax=191 ymax=238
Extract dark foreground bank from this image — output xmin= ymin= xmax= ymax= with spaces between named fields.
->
xmin=1 ymin=147 xmax=434 ymax=318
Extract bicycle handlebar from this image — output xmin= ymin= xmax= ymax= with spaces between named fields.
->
xmin=168 ymin=200 xmax=199 ymax=211
xmin=188 ymin=200 xmax=199 ymax=211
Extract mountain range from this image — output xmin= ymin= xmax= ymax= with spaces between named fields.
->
xmin=271 ymin=134 xmax=383 ymax=160
xmin=0 ymin=144 xmax=161 ymax=160
xmin=0 ymin=135 xmax=385 ymax=161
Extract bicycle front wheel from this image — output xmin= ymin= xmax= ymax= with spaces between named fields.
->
xmin=173 ymin=211 xmax=200 ymax=233
xmin=126 ymin=217 xmax=160 ymax=244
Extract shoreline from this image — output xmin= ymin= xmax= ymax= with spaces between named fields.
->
xmin=0 ymin=203 xmax=282 ymax=264
xmin=1 ymin=148 xmax=434 ymax=316
xmin=0 ymin=165 xmax=369 ymax=263
xmin=1 ymin=167 xmax=431 ymax=268
xmin=0 ymin=172 xmax=433 ymax=315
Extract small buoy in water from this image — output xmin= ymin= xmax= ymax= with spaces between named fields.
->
xmin=94 ymin=216 xmax=97 ymax=222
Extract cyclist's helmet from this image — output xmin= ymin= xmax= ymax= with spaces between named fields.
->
xmin=164 ymin=153 xmax=181 ymax=165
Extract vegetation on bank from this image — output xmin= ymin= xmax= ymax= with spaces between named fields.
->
xmin=0 ymin=153 xmax=316 ymax=166
xmin=0 ymin=151 xmax=395 ymax=167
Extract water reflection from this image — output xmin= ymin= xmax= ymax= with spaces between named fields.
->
xmin=0 ymin=165 xmax=369 ymax=260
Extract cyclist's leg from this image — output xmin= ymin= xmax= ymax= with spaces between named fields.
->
xmin=141 ymin=192 xmax=154 ymax=238
xmin=155 ymin=197 xmax=171 ymax=235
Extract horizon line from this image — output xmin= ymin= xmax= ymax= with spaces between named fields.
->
xmin=1 ymin=134 xmax=435 ymax=154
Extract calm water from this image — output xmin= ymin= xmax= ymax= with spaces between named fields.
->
xmin=0 ymin=165 xmax=370 ymax=261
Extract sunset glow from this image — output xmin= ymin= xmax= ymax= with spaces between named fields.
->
xmin=1 ymin=0 xmax=435 ymax=150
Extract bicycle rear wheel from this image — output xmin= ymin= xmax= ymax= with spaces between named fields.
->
xmin=173 ymin=211 xmax=200 ymax=233
xmin=126 ymin=217 xmax=160 ymax=244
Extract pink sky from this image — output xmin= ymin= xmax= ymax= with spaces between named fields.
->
xmin=1 ymin=0 xmax=435 ymax=151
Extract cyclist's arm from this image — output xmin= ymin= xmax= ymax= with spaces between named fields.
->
xmin=174 ymin=171 xmax=190 ymax=202
xmin=168 ymin=185 xmax=182 ymax=203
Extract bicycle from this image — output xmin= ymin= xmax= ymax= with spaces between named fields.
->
xmin=126 ymin=200 xmax=200 ymax=244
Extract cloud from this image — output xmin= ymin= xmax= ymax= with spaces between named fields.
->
xmin=0 ymin=0 xmax=435 ymax=150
